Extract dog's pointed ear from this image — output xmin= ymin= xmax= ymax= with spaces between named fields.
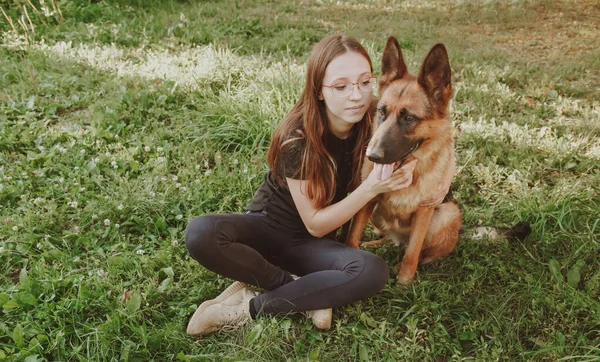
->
xmin=418 ymin=43 xmax=452 ymax=113
xmin=379 ymin=36 xmax=408 ymax=92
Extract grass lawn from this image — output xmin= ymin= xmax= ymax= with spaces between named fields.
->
xmin=1 ymin=0 xmax=599 ymax=360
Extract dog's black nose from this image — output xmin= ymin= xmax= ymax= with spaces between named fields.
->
xmin=367 ymin=149 xmax=384 ymax=163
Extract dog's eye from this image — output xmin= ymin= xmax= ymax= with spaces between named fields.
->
xmin=405 ymin=115 xmax=416 ymax=123
xmin=378 ymin=109 xmax=385 ymax=117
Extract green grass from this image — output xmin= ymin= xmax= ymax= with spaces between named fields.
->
xmin=1 ymin=0 xmax=599 ymax=361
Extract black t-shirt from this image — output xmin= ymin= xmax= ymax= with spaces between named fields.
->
xmin=246 ymin=131 xmax=356 ymax=237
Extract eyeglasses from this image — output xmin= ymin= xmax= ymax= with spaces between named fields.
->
xmin=322 ymin=76 xmax=377 ymax=98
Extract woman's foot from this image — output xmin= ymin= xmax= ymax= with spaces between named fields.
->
xmin=291 ymin=274 xmax=332 ymax=330
xmin=307 ymin=308 xmax=332 ymax=330
xmin=187 ymin=281 xmax=256 ymax=336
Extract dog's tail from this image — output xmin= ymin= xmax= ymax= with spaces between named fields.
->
xmin=461 ymin=221 xmax=532 ymax=241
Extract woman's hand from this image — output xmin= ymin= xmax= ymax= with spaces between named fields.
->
xmin=420 ymin=151 xmax=456 ymax=207
xmin=363 ymin=159 xmax=418 ymax=196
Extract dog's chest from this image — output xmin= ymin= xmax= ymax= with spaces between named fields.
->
xmin=372 ymin=191 xmax=420 ymax=234
xmin=371 ymin=160 xmax=439 ymax=235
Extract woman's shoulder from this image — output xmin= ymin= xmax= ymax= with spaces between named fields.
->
xmin=281 ymin=130 xmax=306 ymax=152
xmin=278 ymin=130 xmax=306 ymax=179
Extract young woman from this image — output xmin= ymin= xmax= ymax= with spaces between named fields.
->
xmin=184 ymin=34 xmax=452 ymax=336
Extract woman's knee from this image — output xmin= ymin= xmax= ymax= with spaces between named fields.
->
xmin=354 ymin=252 xmax=390 ymax=296
xmin=184 ymin=215 xmax=216 ymax=262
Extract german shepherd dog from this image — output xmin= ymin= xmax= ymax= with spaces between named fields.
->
xmin=345 ymin=37 xmax=461 ymax=285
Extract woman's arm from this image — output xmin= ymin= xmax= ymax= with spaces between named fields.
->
xmin=288 ymin=159 xmax=417 ymax=238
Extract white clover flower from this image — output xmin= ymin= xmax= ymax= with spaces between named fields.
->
xmin=194 ymin=179 xmax=200 ymax=184
xmin=233 ymin=159 xmax=239 ymax=165
xmin=44 ymin=234 xmax=50 ymax=241
xmin=175 ymin=214 xmax=183 ymax=220
xmin=80 ymin=149 xmax=86 ymax=154
xmin=105 ymin=152 xmax=111 ymax=157
xmin=157 ymin=157 xmax=166 ymax=163
xmin=111 ymin=160 xmax=117 ymax=166
xmin=157 ymin=147 xmax=164 ymax=153
xmin=73 ymin=180 xmax=79 ymax=186
xmin=68 ymin=201 xmax=78 ymax=208
xmin=92 ymin=214 xmax=98 ymax=220
xmin=144 ymin=146 xmax=151 ymax=152
xmin=242 ymin=165 xmax=248 ymax=174
xmin=204 ymin=169 xmax=212 ymax=176
xmin=160 ymin=176 xmax=167 ymax=182
xmin=38 ymin=146 xmax=45 ymax=152
xmin=115 ymin=224 xmax=120 ymax=229
xmin=203 ymin=160 xmax=209 ymax=168
xmin=176 ymin=183 xmax=182 ymax=188
xmin=117 ymin=204 xmax=124 ymax=210
xmin=171 ymin=239 xmax=178 ymax=246
xmin=180 ymin=187 xmax=187 ymax=192
xmin=149 ymin=191 xmax=156 ymax=197
xmin=36 ymin=243 xmax=42 ymax=249
xmin=97 ymin=269 xmax=107 ymax=278
xmin=59 ymin=178 xmax=64 ymax=183
xmin=73 ymin=226 xmax=79 ymax=233
xmin=172 ymin=175 xmax=178 ymax=181
xmin=104 ymin=219 xmax=110 ymax=226
xmin=58 ymin=146 xmax=67 ymax=153
xmin=0 ymin=246 xmax=4 ymax=253
xmin=79 ymin=187 xmax=86 ymax=192
xmin=136 ymin=249 xmax=145 ymax=255
xmin=94 ymin=157 xmax=100 ymax=163
xmin=195 ymin=164 xmax=201 ymax=170
xmin=12 ymin=226 xmax=18 ymax=231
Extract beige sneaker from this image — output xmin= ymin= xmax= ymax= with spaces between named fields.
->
xmin=290 ymin=274 xmax=333 ymax=331
xmin=186 ymin=281 xmax=256 ymax=336
xmin=307 ymin=308 xmax=332 ymax=330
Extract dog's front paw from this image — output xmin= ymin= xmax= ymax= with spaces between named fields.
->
xmin=395 ymin=263 xmax=415 ymax=285
xmin=396 ymin=273 xmax=413 ymax=285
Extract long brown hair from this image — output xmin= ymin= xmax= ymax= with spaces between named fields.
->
xmin=267 ymin=34 xmax=375 ymax=209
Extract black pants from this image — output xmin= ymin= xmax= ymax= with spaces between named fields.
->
xmin=185 ymin=212 xmax=389 ymax=316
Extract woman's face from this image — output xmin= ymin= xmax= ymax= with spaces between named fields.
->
xmin=321 ymin=51 xmax=373 ymax=137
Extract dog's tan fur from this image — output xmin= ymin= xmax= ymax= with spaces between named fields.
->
xmin=346 ymin=37 xmax=461 ymax=285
